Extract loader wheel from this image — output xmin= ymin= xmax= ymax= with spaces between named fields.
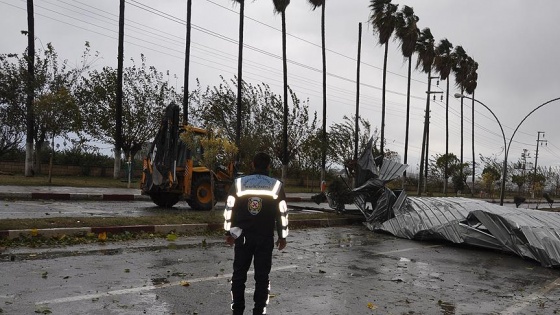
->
xmin=188 ymin=175 xmax=214 ymax=210
xmin=150 ymin=192 xmax=180 ymax=208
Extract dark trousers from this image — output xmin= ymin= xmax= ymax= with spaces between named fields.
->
xmin=231 ymin=233 xmax=274 ymax=315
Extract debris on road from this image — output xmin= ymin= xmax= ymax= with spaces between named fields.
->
xmin=320 ymin=137 xmax=560 ymax=267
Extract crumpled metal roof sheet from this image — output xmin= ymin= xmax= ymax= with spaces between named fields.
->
xmin=335 ymin=141 xmax=560 ymax=267
xmin=365 ymin=194 xmax=560 ymax=267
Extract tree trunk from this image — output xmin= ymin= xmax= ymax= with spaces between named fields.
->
xmin=471 ymin=91 xmax=475 ymax=196
xmin=48 ymin=139 xmax=53 ymax=184
xmin=281 ymin=10 xmax=288 ymax=183
xmin=33 ymin=143 xmax=43 ymax=174
xmin=460 ymin=87 xmax=464 ymax=180
xmin=444 ymin=79 xmax=450 ymax=195
xmin=235 ymin=0 xmax=244 ymax=154
xmin=353 ymin=22 xmax=362 ymax=188
xmin=403 ymin=56 xmax=411 ymax=184
xmin=113 ymin=147 xmax=121 ymax=179
xmin=320 ymin=2 xmax=327 ymax=183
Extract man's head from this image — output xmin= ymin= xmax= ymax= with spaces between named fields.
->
xmin=253 ymin=152 xmax=271 ymax=171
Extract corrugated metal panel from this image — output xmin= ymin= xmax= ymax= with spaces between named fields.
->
xmin=332 ymin=144 xmax=560 ymax=267
xmin=364 ymin=195 xmax=560 ymax=267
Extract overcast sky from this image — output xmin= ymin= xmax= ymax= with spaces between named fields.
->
xmin=2 ymin=0 xmax=560 ymax=175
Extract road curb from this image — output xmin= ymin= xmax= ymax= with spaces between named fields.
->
xmin=0 ymin=192 xmax=311 ymax=203
xmin=0 ymin=218 xmax=362 ymax=240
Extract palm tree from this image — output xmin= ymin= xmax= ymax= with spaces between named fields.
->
xmin=433 ymin=38 xmax=454 ymax=195
xmin=369 ymin=0 xmax=398 ymax=159
xmin=464 ymin=57 xmax=478 ymax=196
xmin=415 ymin=27 xmax=435 ymax=195
xmin=232 ymin=0 xmax=245 ymax=156
xmin=394 ymin=5 xmax=418 ymax=183
xmin=273 ymin=0 xmax=291 ymax=182
xmin=307 ymin=0 xmax=327 ymax=184
xmin=451 ymin=45 xmax=469 ymax=185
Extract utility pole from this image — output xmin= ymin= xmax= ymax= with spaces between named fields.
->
xmin=25 ymin=0 xmax=35 ymax=177
xmin=521 ymin=149 xmax=529 ymax=194
xmin=417 ymin=75 xmax=442 ymax=195
xmin=532 ymin=131 xmax=547 ymax=198
xmin=114 ymin=0 xmax=125 ymax=179
xmin=183 ymin=0 xmax=192 ymax=124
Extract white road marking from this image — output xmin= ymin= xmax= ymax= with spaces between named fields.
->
xmin=375 ymin=244 xmax=442 ymax=255
xmin=35 ymin=265 xmax=298 ymax=305
xmin=500 ymin=277 xmax=560 ymax=314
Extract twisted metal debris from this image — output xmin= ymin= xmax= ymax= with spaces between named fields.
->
xmin=326 ymin=138 xmax=560 ymax=267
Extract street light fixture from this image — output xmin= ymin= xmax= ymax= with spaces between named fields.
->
xmin=503 ymin=97 xmax=560 ymax=204
xmin=454 ymin=93 xmax=508 ymax=205
xmin=454 ymin=94 xmax=560 ymax=206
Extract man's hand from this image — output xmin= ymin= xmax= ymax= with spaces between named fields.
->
xmin=226 ymin=235 xmax=235 ymax=246
xmin=276 ymin=238 xmax=287 ymax=250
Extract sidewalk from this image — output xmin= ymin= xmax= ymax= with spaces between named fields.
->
xmin=0 ymin=185 xmax=362 ymax=241
xmin=0 ymin=185 xmax=533 ymax=242
xmin=0 ymin=184 xmax=527 ymax=205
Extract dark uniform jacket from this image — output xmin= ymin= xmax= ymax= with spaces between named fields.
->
xmin=223 ymin=171 xmax=289 ymax=239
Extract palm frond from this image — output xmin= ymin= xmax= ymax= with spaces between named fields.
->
xmin=434 ymin=39 xmax=454 ymax=80
xmin=308 ymin=0 xmax=324 ymax=10
xmin=394 ymin=5 xmax=418 ymax=58
xmin=369 ymin=0 xmax=398 ymax=44
xmin=273 ymin=0 xmax=291 ymax=13
xmin=451 ymin=46 xmax=469 ymax=88
xmin=415 ymin=28 xmax=435 ymax=73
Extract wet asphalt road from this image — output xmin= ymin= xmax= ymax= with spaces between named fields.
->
xmin=1 ymin=226 xmax=560 ymax=314
xmin=0 ymin=199 xmax=337 ymax=220
xmin=0 ymin=199 xmax=212 ymax=219
xmin=2 ymin=198 xmax=557 ymax=220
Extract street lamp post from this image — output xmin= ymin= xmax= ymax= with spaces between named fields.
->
xmin=455 ymin=94 xmax=560 ymax=206
xmin=454 ymin=94 xmax=507 ymax=205
xmin=503 ymin=97 xmax=560 ymax=204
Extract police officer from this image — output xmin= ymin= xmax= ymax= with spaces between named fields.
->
xmin=223 ymin=152 xmax=289 ymax=315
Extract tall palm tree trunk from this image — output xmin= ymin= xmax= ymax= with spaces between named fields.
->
xmin=471 ymin=91 xmax=475 ymax=196
xmin=183 ymin=0 xmax=192 ymax=124
xmin=281 ymin=10 xmax=289 ymax=182
xmin=235 ymin=1 xmax=245 ymax=156
xmin=403 ymin=56 xmax=411 ymax=184
xmin=444 ymin=78 xmax=449 ymax=195
xmin=25 ymin=0 xmax=35 ymax=177
xmin=114 ymin=0 xmax=125 ymax=179
xmin=320 ymin=2 xmax=327 ymax=183
xmin=380 ymin=42 xmax=388 ymax=159
xmin=460 ymin=87 xmax=464 ymax=185
xmin=354 ymin=22 xmax=362 ymax=188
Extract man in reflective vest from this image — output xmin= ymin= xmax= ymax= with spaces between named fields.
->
xmin=224 ymin=152 xmax=289 ymax=315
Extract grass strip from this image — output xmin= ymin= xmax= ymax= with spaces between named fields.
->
xmin=0 ymin=212 xmax=348 ymax=231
